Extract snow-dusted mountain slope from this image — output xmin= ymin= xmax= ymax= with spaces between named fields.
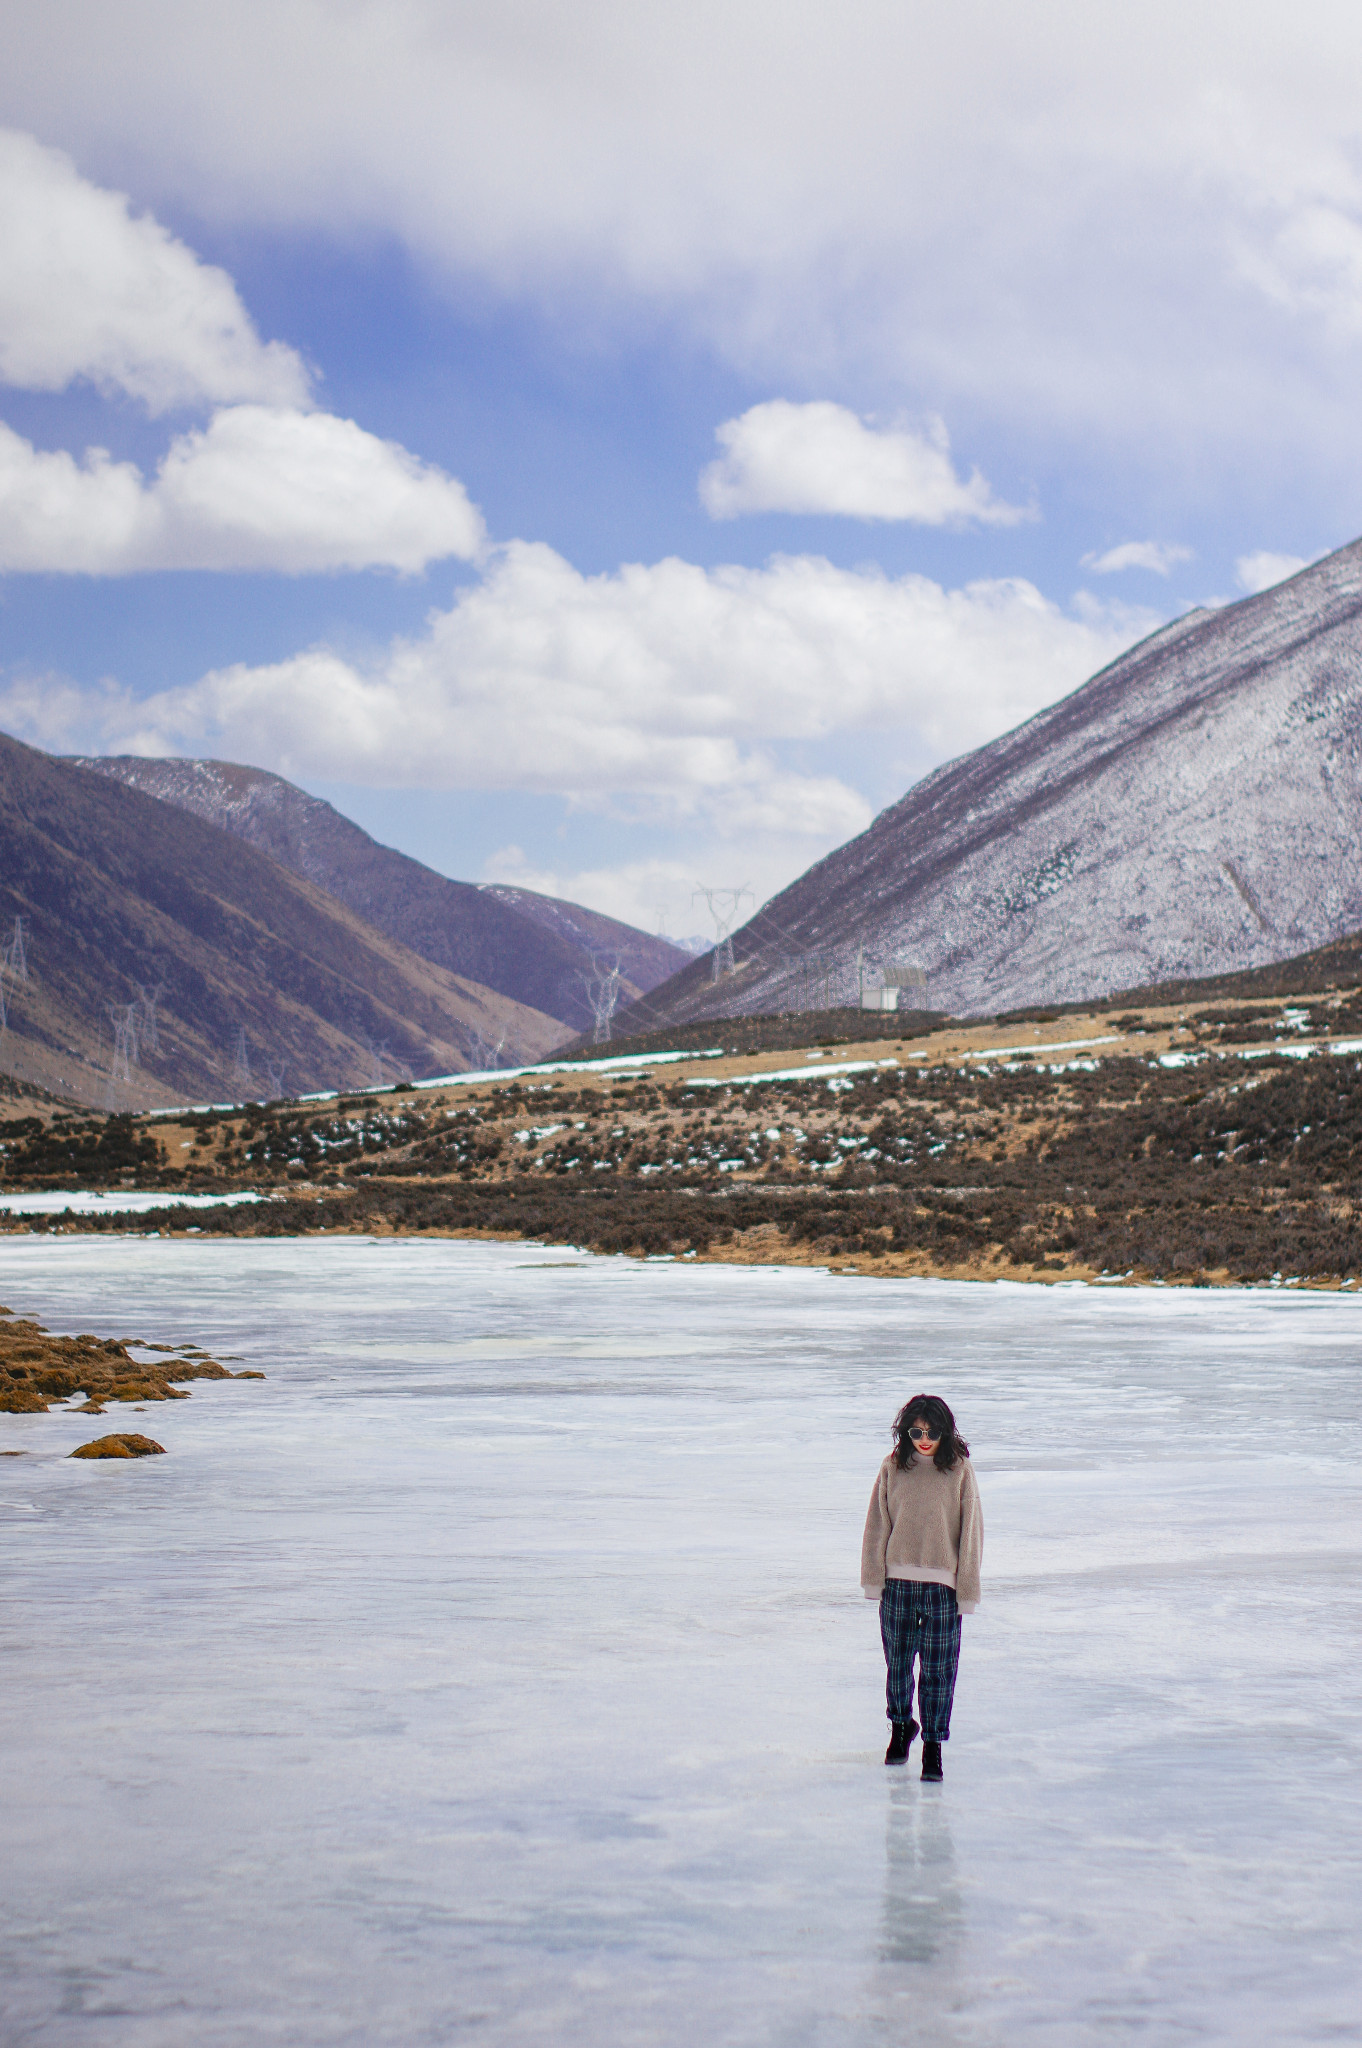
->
xmin=626 ymin=538 xmax=1362 ymax=1023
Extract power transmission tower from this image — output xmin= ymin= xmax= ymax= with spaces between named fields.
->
xmin=265 ymin=1060 xmax=287 ymax=1101
xmin=4 ymin=919 xmax=27 ymax=981
xmin=231 ymin=1027 xmax=252 ymax=1097
xmin=692 ymin=885 xmax=753 ymax=982
xmin=108 ymin=1003 xmax=138 ymax=1081
xmin=578 ymin=955 xmax=622 ymax=1044
xmin=468 ymin=1025 xmax=510 ymax=1071
xmin=0 ymin=917 xmax=27 ymax=1032
xmin=133 ymin=979 xmax=165 ymax=1054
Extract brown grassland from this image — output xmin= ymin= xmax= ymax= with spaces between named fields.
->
xmin=4 ymin=971 xmax=1362 ymax=1290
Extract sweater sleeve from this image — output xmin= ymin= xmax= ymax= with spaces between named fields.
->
xmin=954 ymin=1460 xmax=983 ymax=1613
xmin=860 ymin=1463 xmax=891 ymax=1598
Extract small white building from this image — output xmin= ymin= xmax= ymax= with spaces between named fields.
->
xmin=860 ymin=959 xmax=927 ymax=1011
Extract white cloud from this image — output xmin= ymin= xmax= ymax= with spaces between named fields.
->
xmin=0 ymin=128 xmax=307 ymax=412
xmin=13 ymin=8 xmax=1362 ymax=490
xmin=1235 ymin=549 xmax=1311 ymax=593
xmin=482 ymin=847 xmax=768 ymax=944
xmin=699 ymin=402 xmax=1030 ymax=525
xmin=1081 ymin=540 xmax=1194 ymax=577
xmin=7 ymin=540 xmax=1149 ymax=827
xmin=1234 ymin=201 xmax=1362 ymax=347
xmin=0 ymin=406 xmax=484 ymax=573
xmin=0 ymin=135 xmax=484 ymax=573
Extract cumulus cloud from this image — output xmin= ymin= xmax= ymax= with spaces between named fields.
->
xmin=0 ymin=128 xmax=308 ymax=411
xmin=1081 ymin=539 xmax=1194 ymax=577
xmin=0 ymin=406 xmax=484 ymax=574
xmin=1235 ymin=549 xmax=1311 ymax=593
xmin=699 ymin=402 xmax=1030 ymax=525
xmin=0 ymin=139 xmax=484 ymax=573
xmin=6 ymin=541 xmax=1149 ymax=832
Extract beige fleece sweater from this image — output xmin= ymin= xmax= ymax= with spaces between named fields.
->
xmin=860 ymin=1451 xmax=983 ymax=1612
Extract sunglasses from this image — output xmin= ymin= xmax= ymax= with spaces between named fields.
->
xmin=907 ymin=1425 xmax=940 ymax=1442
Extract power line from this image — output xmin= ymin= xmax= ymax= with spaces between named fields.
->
xmin=360 ymin=1033 xmax=389 ymax=1090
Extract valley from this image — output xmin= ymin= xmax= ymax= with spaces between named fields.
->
xmin=7 ymin=949 xmax=1362 ymax=1287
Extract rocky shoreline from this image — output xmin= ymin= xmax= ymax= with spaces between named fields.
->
xmin=0 ymin=1309 xmax=264 ymax=1417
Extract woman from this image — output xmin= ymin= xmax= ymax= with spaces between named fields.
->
xmin=860 ymin=1393 xmax=982 ymax=1781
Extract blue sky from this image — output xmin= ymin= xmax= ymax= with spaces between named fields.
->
xmin=2 ymin=3 xmax=1361 ymax=935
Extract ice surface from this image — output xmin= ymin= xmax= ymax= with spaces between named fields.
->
xmin=414 ymin=1046 xmax=728 ymax=1089
xmin=1 ymin=1239 xmax=1360 ymax=2045
xmin=691 ymin=1056 xmax=899 ymax=1086
xmin=0 ymin=1190 xmax=266 ymax=1215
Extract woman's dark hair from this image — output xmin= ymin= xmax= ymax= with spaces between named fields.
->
xmin=893 ymin=1394 xmax=969 ymax=1472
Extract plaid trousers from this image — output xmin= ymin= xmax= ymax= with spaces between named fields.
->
xmin=879 ymin=1579 xmax=961 ymax=1741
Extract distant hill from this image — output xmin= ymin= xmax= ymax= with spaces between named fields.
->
xmin=75 ymin=756 xmax=689 ymax=1034
xmin=556 ymin=923 xmax=1362 ymax=1063
xmin=619 ymin=538 xmax=1362 ymax=1030
xmin=0 ymin=734 xmax=562 ymax=1109
xmin=1106 ymin=925 xmax=1362 ymax=1009
xmin=479 ymin=883 xmax=696 ymax=998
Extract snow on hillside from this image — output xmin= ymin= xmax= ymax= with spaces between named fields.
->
xmin=636 ymin=540 xmax=1362 ymax=1022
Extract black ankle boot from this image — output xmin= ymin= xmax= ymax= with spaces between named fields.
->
xmin=884 ymin=1718 xmax=918 ymax=1765
xmin=920 ymin=1739 xmax=943 ymax=1781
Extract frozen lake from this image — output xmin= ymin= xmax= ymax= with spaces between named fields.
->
xmin=1 ymin=1238 xmax=1360 ymax=2046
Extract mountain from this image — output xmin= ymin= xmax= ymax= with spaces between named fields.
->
xmin=479 ymin=883 xmax=697 ymax=996
xmin=618 ymin=538 xmax=1362 ymax=1029
xmin=74 ymin=756 xmax=689 ymax=1033
xmin=0 ymin=733 xmax=562 ymax=1109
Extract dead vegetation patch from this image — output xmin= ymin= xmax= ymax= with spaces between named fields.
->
xmin=70 ymin=1433 xmax=165 ymax=1459
xmin=0 ymin=1310 xmax=263 ymax=1414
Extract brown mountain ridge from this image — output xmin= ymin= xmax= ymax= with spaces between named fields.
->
xmin=75 ymin=755 xmax=689 ymax=1034
xmin=0 ymin=732 xmax=561 ymax=1109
